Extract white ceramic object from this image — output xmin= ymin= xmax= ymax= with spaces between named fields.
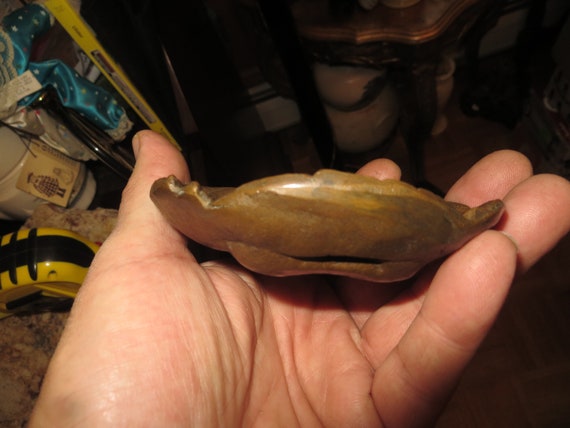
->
xmin=0 ymin=127 xmax=96 ymax=220
xmin=314 ymin=63 xmax=399 ymax=153
xmin=0 ymin=126 xmax=28 ymax=179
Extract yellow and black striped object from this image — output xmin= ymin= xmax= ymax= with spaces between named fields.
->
xmin=0 ymin=228 xmax=99 ymax=318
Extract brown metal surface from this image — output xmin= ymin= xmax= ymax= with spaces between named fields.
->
xmin=151 ymin=169 xmax=503 ymax=282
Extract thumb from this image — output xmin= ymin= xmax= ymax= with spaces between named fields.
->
xmin=109 ymin=131 xmax=191 ymax=254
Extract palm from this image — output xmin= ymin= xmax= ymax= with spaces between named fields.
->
xmin=91 ymin=250 xmax=417 ymax=427
xmin=30 ymin=132 xmax=570 ymax=428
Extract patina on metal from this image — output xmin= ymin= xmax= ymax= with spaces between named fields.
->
xmin=150 ymin=169 xmax=504 ymax=282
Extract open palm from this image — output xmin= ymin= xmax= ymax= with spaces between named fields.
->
xmin=31 ymin=131 xmax=570 ymax=427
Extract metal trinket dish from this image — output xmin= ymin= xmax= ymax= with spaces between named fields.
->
xmin=151 ymin=169 xmax=504 ymax=282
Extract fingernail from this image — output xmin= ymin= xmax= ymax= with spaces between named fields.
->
xmin=132 ymin=132 xmax=143 ymax=158
xmin=500 ymin=230 xmax=519 ymax=252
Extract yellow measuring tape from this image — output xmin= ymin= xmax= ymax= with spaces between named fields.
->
xmin=44 ymin=0 xmax=182 ymax=150
xmin=0 ymin=228 xmax=99 ymax=319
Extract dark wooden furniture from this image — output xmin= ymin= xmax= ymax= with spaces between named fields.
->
xmin=290 ymin=0 xmax=498 ymax=187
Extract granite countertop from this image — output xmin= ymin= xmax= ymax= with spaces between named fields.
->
xmin=0 ymin=203 xmax=118 ymax=426
xmin=0 ymin=312 xmax=68 ymax=427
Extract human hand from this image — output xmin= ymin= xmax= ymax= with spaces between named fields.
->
xmin=30 ymin=131 xmax=570 ymax=427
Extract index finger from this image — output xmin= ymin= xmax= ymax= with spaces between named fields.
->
xmin=445 ymin=149 xmax=533 ymax=205
xmin=445 ymin=149 xmax=570 ymax=272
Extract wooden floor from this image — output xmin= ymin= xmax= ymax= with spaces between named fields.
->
xmin=413 ymin=69 xmax=570 ymax=427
